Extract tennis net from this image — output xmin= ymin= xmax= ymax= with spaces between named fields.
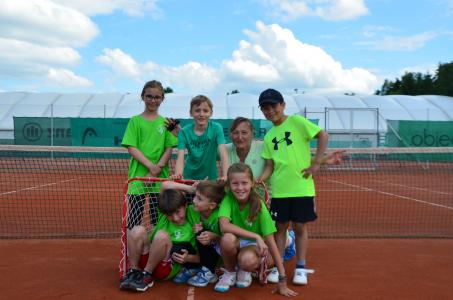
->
xmin=0 ymin=145 xmax=452 ymax=239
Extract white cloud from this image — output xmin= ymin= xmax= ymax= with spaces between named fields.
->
xmin=0 ymin=38 xmax=80 ymax=66
xmin=263 ymin=0 xmax=369 ymax=21
xmin=47 ymin=68 xmax=93 ymax=87
xmin=221 ymin=21 xmax=378 ymax=94
xmin=160 ymin=62 xmax=220 ymax=93
xmin=52 ymin=0 xmax=161 ymax=17
xmin=0 ymin=0 xmax=98 ymax=47
xmin=97 ymin=48 xmax=141 ymax=78
xmin=97 ymin=49 xmax=220 ymax=92
xmin=358 ymin=32 xmax=438 ymax=51
xmin=0 ymin=0 xmax=97 ymax=88
xmin=96 ymin=22 xmax=378 ymax=94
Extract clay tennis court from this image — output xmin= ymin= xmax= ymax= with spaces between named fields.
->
xmin=1 ymin=147 xmax=452 ymax=299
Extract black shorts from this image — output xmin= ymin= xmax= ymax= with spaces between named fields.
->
xmin=270 ymin=196 xmax=317 ymax=224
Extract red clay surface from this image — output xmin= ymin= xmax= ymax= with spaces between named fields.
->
xmin=1 ymin=238 xmax=452 ymax=300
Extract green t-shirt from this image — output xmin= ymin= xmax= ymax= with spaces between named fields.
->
xmin=262 ymin=114 xmax=321 ymax=197
xmin=185 ymin=205 xmax=221 ymax=236
xmin=121 ymin=115 xmax=178 ymax=194
xmin=218 ymin=191 xmax=276 ymax=240
xmin=178 ymin=121 xmax=226 ymax=180
xmin=149 ymin=208 xmax=197 ymax=279
xmin=226 ymin=140 xmax=265 ymax=178
xmin=150 ymin=208 xmax=197 ymax=250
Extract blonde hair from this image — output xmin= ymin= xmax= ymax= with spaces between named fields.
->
xmin=196 ymin=181 xmax=225 ymax=205
xmin=227 ymin=163 xmax=262 ymax=222
xmin=190 ymin=95 xmax=213 ymax=113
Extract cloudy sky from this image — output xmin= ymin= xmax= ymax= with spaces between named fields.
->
xmin=0 ymin=0 xmax=452 ymax=95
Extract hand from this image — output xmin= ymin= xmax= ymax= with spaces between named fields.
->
xmin=216 ymin=176 xmax=226 ymax=184
xmin=148 ymin=164 xmax=162 ymax=177
xmin=165 ymin=118 xmax=180 ymax=136
xmin=170 ymin=172 xmax=183 ymax=180
xmin=171 ymin=249 xmax=188 ymax=264
xmin=193 ymin=223 xmax=203 ymax=234
xmin=302 ymin=162 xmax=320 ymax=179
xmin=196 ymin=231 xmax=214 ymax=245
xmin=255 ymin=236 xmax=268 ymax=257
xmin=272 ymin=282 xmax=298 ymax=297
xmin=325 ymin=150 xmax=345 ymax=165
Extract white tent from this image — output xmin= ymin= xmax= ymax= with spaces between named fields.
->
xmin=1 ymin=92 xmax=452 ymax=141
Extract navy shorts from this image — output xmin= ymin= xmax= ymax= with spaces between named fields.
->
xmin=270 ymin=196 xmax=317 ymax=223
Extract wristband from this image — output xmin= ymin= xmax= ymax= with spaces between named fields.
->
xmin=278 ymin=275 xmax=287 ymax=282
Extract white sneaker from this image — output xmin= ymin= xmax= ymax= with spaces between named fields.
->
xmin=236 ymin=269 xmax=252 ymax=288
xmin=214 ymin=270 xmax=236 ymax=292
xmin=266 ymin=267 xmax=279 ymax=283
xmin=293 ymin=268 xmax=308 ymax=285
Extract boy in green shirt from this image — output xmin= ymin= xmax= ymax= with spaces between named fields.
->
xmin=119 ymin=188 xmax=200 ymax=293
xmin=258 ymin=88 xmax=328 ymax=286
xmin=161 ymin=180 xmax=225 ymax=287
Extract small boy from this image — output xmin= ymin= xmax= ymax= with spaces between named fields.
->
xmin=120 ymin=189 xmax=200 ymax=292
xmin=257 ymin=88 xmax=328 ymax=285
xmin=173 ymin=95 xmax=229 ymax=181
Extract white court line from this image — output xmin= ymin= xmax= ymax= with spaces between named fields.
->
xmin=0 ymin=178 xmax=78 ymax=196
xmin=187 ymin=287 xmax=195 ymax=300
xmin=328 ymin=179 xmax=453 ymax=211
xmin=318 ymin=189 xmax=371 ymax=192
xmin=371 ymin=179 xmax=450 ymax=195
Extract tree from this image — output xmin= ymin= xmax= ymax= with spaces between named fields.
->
xmin=164 ymin=87 xmax=173 ymax=94
xmin=376 ymin=61 xmax=452 ymax=96
xmin=434 ymin=62 xmax=453 ymax=96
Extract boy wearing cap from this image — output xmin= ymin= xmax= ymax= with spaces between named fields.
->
xmin=257 ymin=88 xmax=328 ymax=286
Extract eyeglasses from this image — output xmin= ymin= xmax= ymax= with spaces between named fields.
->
xmin=144 ymin=95 xmax=163 ymax=101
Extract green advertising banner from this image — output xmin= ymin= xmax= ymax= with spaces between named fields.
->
xmin=71 ymin=118 xmax=129 ymax=146
xmin=14 ymin=117 xmax=319 ymax=146
xmin=14 ymin=117 xmax=72 ymax=145
xmin=386 ymin=120 xmax=453 ymax=147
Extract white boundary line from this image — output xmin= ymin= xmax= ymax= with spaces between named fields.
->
xmin=328 ymin=179 xmax=453 ymax=211
xmin=0 ymin=178 xmax=78 ymax=196
xmin=187 ymin=287 xmax=195 ymax=300
xmin=371 ymin=179 xmax=450 ymax=195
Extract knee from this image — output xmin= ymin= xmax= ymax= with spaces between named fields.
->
xmin=153 ymin=230 xmax=170 ymax=243
xmin=238 ymin=250 xmax=259 ymax=271
xmin=220 ymin=233 xmax=238 ymax=252
xmin=128 ymin=225 xmax=147 ymax=241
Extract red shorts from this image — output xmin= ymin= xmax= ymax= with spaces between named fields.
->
xmin=129 ymin=254 xmax=173 ymax=280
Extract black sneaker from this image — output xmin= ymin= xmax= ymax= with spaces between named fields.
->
xmin=119 ymin=269 xmax=141 ymax=290
xmin=127 ymin=270 xmax=154 ymax=292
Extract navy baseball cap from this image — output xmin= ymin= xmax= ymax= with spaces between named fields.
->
xmin=258 ymin=88 xmax=284 ymax=106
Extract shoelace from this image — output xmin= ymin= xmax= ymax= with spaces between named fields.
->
xmin=218 ymin=268 xmax=235 ymax=285
xmin=258 ymin=255 xmax=268 ymax=285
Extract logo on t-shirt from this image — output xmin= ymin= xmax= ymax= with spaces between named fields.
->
xmin=244 ymin=220 xmax=253 ymax=227
xmin=271 ymin=132 xmax=293 ymax=150
xmin=173 ymin=229 xmax=183 ymax=240
xmin=158 ymin=125 xmax=164 ymax=135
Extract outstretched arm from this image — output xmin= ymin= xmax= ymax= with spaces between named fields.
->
xmin=172 ymin=149 xmax=186 ymax=179
xmin=265 ymin=234 xmax=297 ymax=297
xmin=160 ymin=181 xmax=195 ymax=193
xmin=218 ymin=144 xmax=229 ymax=181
